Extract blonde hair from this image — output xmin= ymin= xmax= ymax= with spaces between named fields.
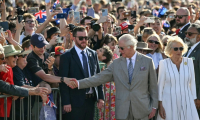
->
xmin=164 ymin=36 xmax=188 ymax=57
xmin=147 ymin=34 xmax=163 ymax=53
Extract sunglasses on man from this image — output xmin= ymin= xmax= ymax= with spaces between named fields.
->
xmin=185 ymin=32 xmax=198 ymax=37
xmin=173 ymin=47 xmax=184 ymax=51
xmin=148 ymin=40 xmax=160 ymax=44
xmin=75 ymin=36 xmax=89 ymax=41
xmin=175 ymin=15 xmax=188 ymax=19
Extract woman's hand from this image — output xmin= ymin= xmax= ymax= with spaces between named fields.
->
xmin=159 ymin=101 xmax=166 ymax=119
xmin=0 ymin=64 xmax=9 ymax=73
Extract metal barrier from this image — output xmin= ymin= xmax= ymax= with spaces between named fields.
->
xmin=0 ymin=88 xmax=62 ymax=120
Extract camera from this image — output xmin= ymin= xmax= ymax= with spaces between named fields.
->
xmin=90 ymin=20 xmax=100 ymax=32
xmin=16 ymin=7 xmax=24 ymax=15
xmin=68 ymin=24 xmax=77 ymax=31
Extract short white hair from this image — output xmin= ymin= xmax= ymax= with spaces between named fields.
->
xmin=119 ymin=34 xmax=138 ymax=50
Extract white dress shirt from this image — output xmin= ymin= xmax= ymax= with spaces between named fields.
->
xmin=186 ymin=41 xmax=200 ymax=57
xmin=126 ymin=52 xmax=137 ymax=70
xmin=146 ymin=52 xmax=163 ymax=69
xmin=75 ymin=45 xmax=93 ymax=94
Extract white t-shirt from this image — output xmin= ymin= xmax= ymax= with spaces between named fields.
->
xmin=19 ymin=31 xmax=35 ymax=45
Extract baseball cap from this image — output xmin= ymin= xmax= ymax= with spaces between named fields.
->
xmin=47 ymin=27 xmax=61 ymax=39
xmin=55 ymin=46 xmax=65 ymax=55
xmin=120 ymin=21 xmax=130 ymax=31
xmin=30 ymin=33 xmax=49 ymax=48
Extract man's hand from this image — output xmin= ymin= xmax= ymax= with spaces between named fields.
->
xmin=60 ymin=26 xmax=70 ymax=37
xmin=64 ymin=104 xmax=72 ymax=113
xmin=32 ymin=87 xmax=49 ymax=96
xmin=0 ymin=0 xmax=6 ymax=11
xmin=16 ymin=18 xmax=24 ymax=31
xmin=63 ymin=78 xmax=78 ymax=89
xmin=148 ymin=108 xmax=156 ymax=119
xmin=46 ymin=12 xmax=58 ymax=22
xmin=12 ymin=96 xmax=19 ymax=101
xmin=0 ymin=64 xmax=9 ymax=73
xmin=45 ymin=56 xmax=55 ymax=69
xmin=97 ymin=99 xmax=104 ymax=109
xmin=195 ymin=99 xmax=200 ymax=109
xmin=0 ymin=33 xmax=6 ymax=45
xmin=137 ymin=16 xmax=147 ymax=26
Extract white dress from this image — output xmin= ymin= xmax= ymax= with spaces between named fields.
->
xmin=157 ymin=57 xmax=199 ymax=120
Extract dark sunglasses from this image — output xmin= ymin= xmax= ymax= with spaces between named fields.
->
xmin=76 ymin=36 xmax=88 ymax=41
xmin=0 ymin=57 xmax=5 ymax=60
xmin=175 ymin=15 xmax=188 ymax=19
xmin=148 ymin=40 xmax=160 ymax=44
xmin=118 ymin=46 xmax=125 ymax=50
xmin=25 ymin=20 xmax=35 ymax=24
xmin=173 ymin=47 xmax=184 ymax=51
xmin=13 ymin=55 xmax=18 ymax=58
xmin=18 ymin=54 xmax=27 ymax=58
xmin=185 ymin=32 xmax=198 ymax=36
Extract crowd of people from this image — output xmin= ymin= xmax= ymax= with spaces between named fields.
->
xmin=0 ymin=0 xmax=200 ymax=120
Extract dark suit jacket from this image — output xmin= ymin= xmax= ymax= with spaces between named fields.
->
xmin=0 ymin=80 xmax=28 ymax=97
xmin=59 ymin=46 xmax=104 ymax=107
xmin=178 ymin=23 xmax=190 ymax=40
xmin=188 ymin=43 xmax=200 ymax=99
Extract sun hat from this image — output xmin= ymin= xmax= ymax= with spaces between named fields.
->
xmin=3 ymin=45 xmax=21 ymax=57
xmin=136 ymin=42 xmax=153 ymax=52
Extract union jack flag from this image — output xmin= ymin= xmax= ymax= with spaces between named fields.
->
xmin=46 ymin=93 xmax=57 ymax=112
xmin=52 ymin=0 xmax=60 ymax=9
xmin=34 ymin=10 xmax=47 ymax=23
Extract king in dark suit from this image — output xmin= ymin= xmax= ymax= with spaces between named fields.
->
xmin=184 ymin=23 xmax=200 ymax=117
xmin=59 ymin=26 xmax=104 ymax=120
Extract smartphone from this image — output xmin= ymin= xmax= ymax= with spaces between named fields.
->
xmin=80 ymin=10 xmax=83 ymax=19
xmin=0 ymin=22 xmax=8 ymax=37
xmin=146 ymin=1 xmax=150 ymax=5
xmin=18 ymin=15 xmax=23 ymax=23
xmin=28 ymin=7 xmax=39 ymax=13
xmin=49 ymin=52 xmax=55 ymax=57
xmin=99 ymin=63 xmax=105 ymax=70
xmin=137 ymin=34 xmax=142 ymax=42
xmin=131 ymin=11 xmax=136 ymax=18
xmin=102 ymin=8 xmax=108 ymax=16
xmin=45 ymin=0 xmax=50 ymax=3
xmin=74 ymin=12 xmax=80 ymax=24
xmin=110 ymin=0 xmax=122 ymax=2
xmin=57 ymin=37 xmax=63 ymax=43
xmin=144 ymin=17 xmax=155 ymax=23
xmin=68 ymin=10 xmax=74 ymax=19
xmin=115 ymin=26 xmax=121 ymax=35
xmin=123 ymin=11 xmax=131 ymax=18
xmin=57 ymin=13 xmax=67 ymax=19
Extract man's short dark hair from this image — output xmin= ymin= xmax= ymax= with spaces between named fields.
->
xmin=117 ymin=6 xmax=125 ymax=14
xmin=22 ymin=35 xmax=31 ymax=44
xmin=102 ymin=46 xmax=113 ymax=64
xmin=80 ymin=16 xmax=93 ymax=25
xmin=190 ymin=23 xmax=200 ymax=34
xmin=22 ymin=40 xmax=31 ymax=50
xmin=9 ymin=22 xmax=16 ymax=31
xmin=73 ymin=26 xmax=86 ymax=37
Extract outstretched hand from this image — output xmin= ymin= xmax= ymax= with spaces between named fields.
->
xmin=63 ymin=78 xmax=78 ymax=89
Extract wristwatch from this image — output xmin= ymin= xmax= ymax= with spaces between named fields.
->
xmin=60 ymin=77 xmax=64 ymax=83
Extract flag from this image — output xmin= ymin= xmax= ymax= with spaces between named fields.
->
xmin=34 ymin=10 xmax=47 ymax=23
xmin=46 ymin=93 xmax=57 ymax=112
xmin=152 ymin=9 xmax=159 ymax=17
xmin=158 ymin=5 xmax=167 ymax=17
xmin=52 ymin=0 xmax=60 ymax=9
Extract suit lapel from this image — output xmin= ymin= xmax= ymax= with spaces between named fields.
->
xmin=71 ymin=47 xmax=85 ymax=77
xmin=119 ymin=57 xmax=129 ymax=89
xmin=86 ymin=48 xmax=93 ymax=76
xmin=188 ymin=43 xmax=200 ymax=58
xmin=131 ymin=53 xmax=143 ymax=88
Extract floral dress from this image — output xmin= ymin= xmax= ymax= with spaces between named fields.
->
xmin=94 ymin=62 xmax=116 ymax=120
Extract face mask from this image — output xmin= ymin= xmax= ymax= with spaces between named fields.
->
xmin=184 ymin=35 xmax=197 ymax=47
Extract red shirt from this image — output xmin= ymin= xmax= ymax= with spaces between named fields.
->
xmin=0 ymin=66 xmax=14 ymax=117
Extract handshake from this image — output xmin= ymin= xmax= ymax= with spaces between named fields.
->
xmin=65 ymin=78 xmax=78 ymax=89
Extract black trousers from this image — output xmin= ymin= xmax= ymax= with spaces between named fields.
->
xmin=63 ymin=97 xmax=95 ymax=120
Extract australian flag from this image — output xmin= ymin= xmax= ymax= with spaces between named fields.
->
xmin=46 ymin=93 xmax=57 ymax=113
xmin=52 ymin=0 xmax=60 ymax=9
xmin=34 ymin=10 xmax=47 ymax=23
xmin=152 ymin=9 xmax=159 ymax=17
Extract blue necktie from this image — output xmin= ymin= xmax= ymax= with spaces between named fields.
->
xmin=81 ymin=51 xmax=90 ymax=92
xmin=128 ymin=58 xmax=133 ymax=84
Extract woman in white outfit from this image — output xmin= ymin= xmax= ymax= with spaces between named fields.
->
xmin=157 ymin=36 xmax=199 ymax=120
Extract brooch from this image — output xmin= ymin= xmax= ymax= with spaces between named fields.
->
xmin=184 ymin=62 xmax=187 ymax=65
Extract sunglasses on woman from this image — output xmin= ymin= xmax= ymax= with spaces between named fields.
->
xmin=148 ymin=40 xmax=160 ymax=44
xmin=173 ymin=47 xmax=184 ymax=51
xmin=0 ymin=57 xmax=5 ymax=60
